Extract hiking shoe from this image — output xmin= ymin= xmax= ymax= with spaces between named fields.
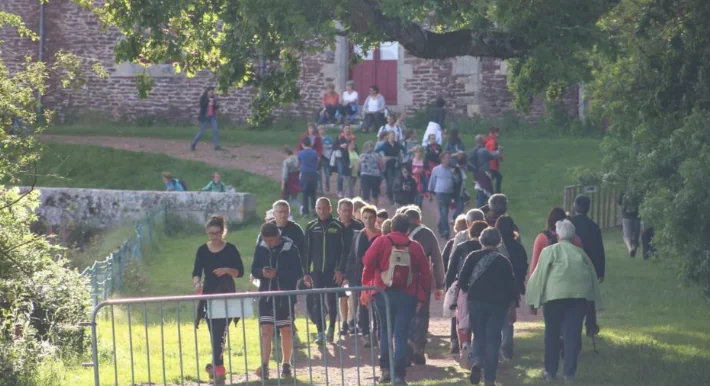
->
xmin=411 ymin=352 xmax=426 ymax=365
xmin=315 ymin=332 xmax=326 ymax=345
xmin=327 ymin=328 xmax=336 ymax=343
xmin=394 ymin=376 xmax=408 ymax=386
xmin=379 ymin=369 xmax=392 ymax=384
xmin=469 ymin=361 xmax=482 ymax=384
xmin=255 ymin=364 xmax=269 ymax=379
xmin=281 ymin=363 xmax=292 ymax=378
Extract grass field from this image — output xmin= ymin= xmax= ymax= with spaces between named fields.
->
xmin=28 ymin=134 xmax=710 ymax=385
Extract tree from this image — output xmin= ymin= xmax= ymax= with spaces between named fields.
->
xmin=81 ymin=0 xmax=621 ymax=125
xmin=1 ymin=11 xmax=95 ymax=385
xmin=587 ymin=0 xmax=710 ymax=296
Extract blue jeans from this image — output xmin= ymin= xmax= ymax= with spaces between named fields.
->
xmin=501 ymin=316 xmax=514 ymax=359
xmin=336 ymin=158 xmax=347 ymax=192
xmin=375 ymin=290 xmax=416 ymax=378
xmin=300 ymin=172 xmax=318 ymax=215
xmin=452 ymin=195 xmax=465 ymax=222
xmin=476 ymin=190 xmax=489 ymax=209
xmin=192 ymin=116 xmax=219 ymax=148
xmin=543 ymin=298 xmax=586 ymax=378
xmin=469 ymin=300 xmax=507 ymax=382
xmin=435 ymin=192 xmax=453 ymax=237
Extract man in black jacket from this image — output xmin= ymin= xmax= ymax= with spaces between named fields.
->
xmin=570 ymin=194 xmax=604 ymax=337
xmin=336 ymin=198 xmax=363 ymax=335
xmin=393 ymin=166 xmax=418 ymax=206
xmin=304 ymin=197 xmax=347 ymax=344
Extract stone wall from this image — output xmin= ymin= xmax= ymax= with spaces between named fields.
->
xmin=1 ymin=0 xmax=578 ymax=123
xmin=19 ymin=187 xmax=256 ymax=229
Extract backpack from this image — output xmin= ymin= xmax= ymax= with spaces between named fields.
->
xmin=409 ymin=225 xmax=424 ymax=239
xmin=542 ymin=230 xmax=558 ymax=246
xmin=381 ymin=237 xmax=413 ymax=289
xmin=176 ymin=179 xmax=188 ymax=191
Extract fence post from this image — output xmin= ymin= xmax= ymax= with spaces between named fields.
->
xmin=90 ymin=268 xmax=98 ymax=309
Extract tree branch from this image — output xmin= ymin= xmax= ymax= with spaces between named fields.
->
xmin=0 ymin=161 xmax=37 ymax=212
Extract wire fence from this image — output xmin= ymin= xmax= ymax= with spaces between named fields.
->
xmin=81 ymin=203 xmax=167 ymax=308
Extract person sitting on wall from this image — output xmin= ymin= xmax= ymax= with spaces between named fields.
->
xmin=338 ymin=80 xmax=359 ymax=124
xmin=318 ymin=84 xmax=340 ymax=124
xmin=162 ymin=172 xmax=186 ymax=191
xmin=200 ymin=172 xmax=227 ymax=192
xmin=361 ymin=85 xmax=386 ymax=133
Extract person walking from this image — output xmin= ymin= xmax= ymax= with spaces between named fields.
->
xmin=410 ymin=146 xmax=428 ymax=208
xmin=526 ymin=220 xmax=603 ymax=383
xmin=422 ymin=97 xmax=446 ymax=146
xmin=345 ymin=205 xmax=381 ymax=347
xmin=485 ymin=128 xmax=503 ymax=193
xmin=381 ymin=131 xmax=403 ymax=205
xmin=446 ymin=129 xmax=465 ymax=167
xmin=428 ymin=152 xmax=455 ymax=239
xmin=281 ymin=146 xmax=301 ymax=206
xmin=570 ymin=194 xmax=604 ymax=338
xmin=457 ymin=227 xmax=518 ymax=386
xmin=361 ymin=85 xmax=386 ymax=133
xmin=336 ymin=199 xmax=364 ymax=336
xmin=297 ymin=123 xmax=323 ymax=158
xmin=377 ymin=113 xmax=405 ymax=143
xmin=191 ymin=87 xmax=223 ymax=151
xmin=617 ymin=191 xmax=641 ymax=257
xmin=162 ymin=172 xmax=186 ymax=192
xmin=529 ymin=208 xmax=582 ymax=275
xmin=359 ymin=141 xmax=385 ymax=205
xmin=334 ymin=124 xmax=357 ymax=197
xmin=402 ymin=206 xmax=445 ymax=365
xmin=304 ymin=198 xmax=347 ymax=344
xmin=495 ymin=215 xmax=528 ymax=362
xmin=467 ymin=135 xmax=502 ymax=208
xmin=361 ymin=214 xmax=432 ymax=385
xmin=252 ymin=222 xmax=304 ymax=380
xmin=318 ymin=124 xmax=334 ymax=193
xmin=297 ymin=137 xmax=319 ymax=217
xmin=450 ymin=153 xmax=467 ymax=223
xmin=192 ymin=216 xmax=244 ymax=384
xmin=401 ymin=128 xmax=419 ymax=165
xmin=393 ymin=165 xmax=418 ymax=206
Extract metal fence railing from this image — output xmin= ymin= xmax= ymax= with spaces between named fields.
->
xmin=81 ymin=203 xmax=167 ymax=308
xmin=563 ymin=185 xmax=622 ymax=229
xmin=87 ymin=287 xmax=395 ymax=386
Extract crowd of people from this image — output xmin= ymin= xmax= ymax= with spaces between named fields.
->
xmin=190 ymin=189 xmax=606 ymax=386
xmin=185 ymin=83 xmax=611 ymax=386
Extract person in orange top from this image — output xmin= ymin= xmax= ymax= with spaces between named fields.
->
xmin=486 ymin=127 xmax=503 ymax=193
xmin=318 ymin=84 xmax=340 ymax=124
xmin=529 ymin=208 xmax=583 ymax=276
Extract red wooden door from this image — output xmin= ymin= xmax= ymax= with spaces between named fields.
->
xmin=350 ymin=42 xmax=399 ymax=105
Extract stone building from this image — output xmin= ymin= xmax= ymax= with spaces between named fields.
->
xmin=1 ymin=0 xmax=580 ymax=123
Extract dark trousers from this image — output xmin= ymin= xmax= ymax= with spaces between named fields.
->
xmin=300 ymin=172 xmax=318 ymax=215
xmin=642 ymin=226 xmax=655 ymax=260
xmin=490 ymin=169 xmax=503 ymax=193
xmin=469 ymin=300 xmax=507 ymax=382
xmin=476 ymin=190 xmax=489 ymax=209
xmin=306 ymin=272 xmax=338 ymax=333
xmin=585 ymin=301 xmax=599 ymax=335
xmin=358 ymin=300 xmax=378 ymax=336
xmin=206 ymin=317 xmax=238 ymax=366
xmin=375 ymin=290 xmax=417 ymax=378
xmin=409 ymin=292 xmax=431 ymax=353
xmin=362 ymin=112 xmax=385 ymax=133
xmin=385 ymin=166 xmax=398 ymax=202
xmin=450 ymin=317 xmax=459 ymax=348
xmin=543 ymin=298 xmax=587 ymax=378
xmin=318 ymin=104 xmax=338 ymax=124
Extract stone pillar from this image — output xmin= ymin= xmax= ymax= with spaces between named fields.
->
xmin=334 ymin=25 xmax=349 ymax=93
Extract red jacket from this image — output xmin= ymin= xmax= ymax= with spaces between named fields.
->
xmin=485 ymin=135 xmax=502 ymax=171
xmin=297 ymin=132 xmax=323 ymax=158
xmin=361 ymin=231 xmax=432 ymax=303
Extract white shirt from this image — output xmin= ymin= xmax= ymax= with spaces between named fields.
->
xmin=342 ymin=90 xmax=359 ymax=104
xmin=377 ymin=124 xmax=403 ymax=142
xmin=366 ymin=96 xmax=380 ymax=112
xmin=422 ymin=121 xmax=443 ymax=146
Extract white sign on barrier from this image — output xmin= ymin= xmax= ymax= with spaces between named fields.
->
xmin=206 ymin=298 xmax=255 ymax=319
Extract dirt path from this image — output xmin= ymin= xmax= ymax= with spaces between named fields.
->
xmin=44 ymin=135 xmax=541 ymax=385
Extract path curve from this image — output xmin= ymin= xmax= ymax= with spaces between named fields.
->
xmin=43 ymin=135 xmax=541 ymax=385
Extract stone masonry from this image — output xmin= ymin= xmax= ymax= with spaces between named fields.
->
xmin=1 ymin=0 xmax=579 ymax=123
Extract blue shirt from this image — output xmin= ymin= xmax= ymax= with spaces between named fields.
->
xmin=321 ymin=135 xmax=334 ymax=159
xmin=165 ymin=180 xmax=185 ymax=192
xmin=298 ymin=148 xmax=319 ymax=174
xmin=428 ymin=165 xmax=454 ymax=194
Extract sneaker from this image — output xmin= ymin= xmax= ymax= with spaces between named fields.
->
xmin=411 ymin=352 xmax=426 ymax=365
xmin=327 ymin=327 xmax=336 ymax=343
xmin=629 ymin=247 xmax=637 ymax=257
xmin=469 ymin=361 xmax=482 ymax=384
xmin=214 ymin=146 xmax=224 ymax=151
xmin=379 ymin=369 xmax=392 ymax=384
xmin=458 ymin=344 xmax=471 ymax=369
xmin=315 ymin=332 xmax=326 ymax=345
xmin=255 ymin=364 xmax=269 ymax=379
xmin=394 ymin=376 xmax=408 ymax=386
xmin=281 ymin=363 xmax=292 ymax=378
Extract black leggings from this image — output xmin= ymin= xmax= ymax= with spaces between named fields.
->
xmin=207 ymin=318 xmax=239 ymax=366
xmin=306 ymin=272 xmax=338 ymax=332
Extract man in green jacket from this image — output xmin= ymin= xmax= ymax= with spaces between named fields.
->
xmin=526 ymin=219 xmax=602 ymax=383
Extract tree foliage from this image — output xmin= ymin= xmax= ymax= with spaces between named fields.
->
xmin=1 ymin=11 xmax=92 ymax=384
xmin=82 ymin=0 xmax=619 ymax=125
xmin=588 ymin=0 xmax=710 ymax=295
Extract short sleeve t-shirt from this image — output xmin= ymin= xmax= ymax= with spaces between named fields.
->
xmin=359 ymin=152 xmax=381 ymax=176
xmin=298 ymin=148 xmax=319 ymax=174
xmin=342 ymin=90 xmax=359 ymax=104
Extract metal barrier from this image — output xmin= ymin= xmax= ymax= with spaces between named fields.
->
xmin=88 ymin=286 xmax=395 ymax=386
xmin=562 ymin=185 xmax=622 ymax=229
xmin=81 ymin=203 xmax=167 ymax=307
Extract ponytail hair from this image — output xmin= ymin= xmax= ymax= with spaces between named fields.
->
xmin=206 ymin=215 xmax=227 ymax=235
